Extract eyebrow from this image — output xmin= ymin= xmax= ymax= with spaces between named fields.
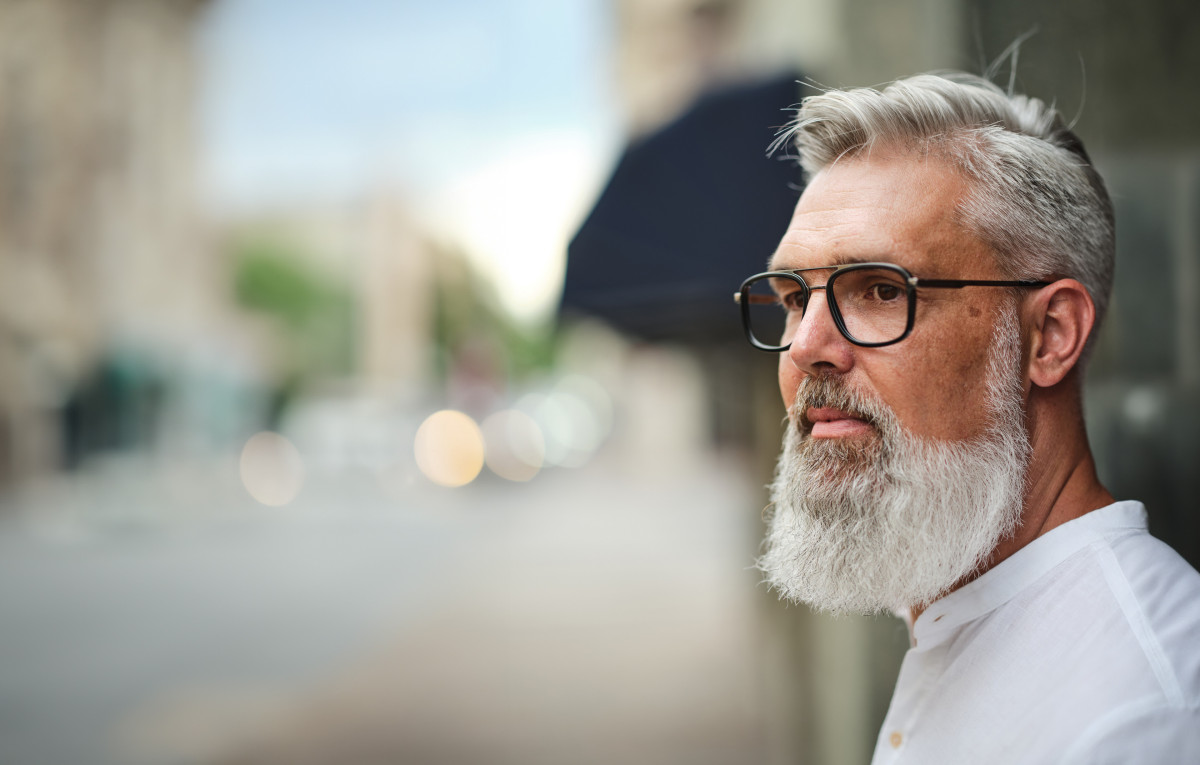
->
xmin=766 ymin=254 xmax=886 ymax=271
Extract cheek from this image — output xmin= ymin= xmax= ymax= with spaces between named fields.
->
xmin=878 ymin=339 xmax=996 ymax=440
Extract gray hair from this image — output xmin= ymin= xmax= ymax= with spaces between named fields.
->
xmin=779 ymin=72 xmax=1115 ymax=357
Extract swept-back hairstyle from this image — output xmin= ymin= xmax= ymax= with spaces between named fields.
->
xmin=779 ymin=72 xmax=1115 ymax=356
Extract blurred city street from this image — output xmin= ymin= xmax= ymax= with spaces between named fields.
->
xmin=0 ymin=446 xmax=771 ymax=765
xmin=2 ymin=3 xmax=1194 ymax=765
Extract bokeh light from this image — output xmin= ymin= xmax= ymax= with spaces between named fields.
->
xmin=519 ymin=374 xmax=613 ymax=468
xmin=239 ymin=431 xmax=305 ymax=506
xmin=481 ymin=409 xmax=545 ymax=482
xmin=413 ymin=410 xmax=485 ymax=488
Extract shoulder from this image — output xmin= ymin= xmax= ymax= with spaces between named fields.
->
xmin=1100 ymin=527 xmax=1200 ymax=704
xmin=1056 ymin=519 xmax=1200 ymax=761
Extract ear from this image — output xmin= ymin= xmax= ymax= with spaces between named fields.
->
xmin=1025 ymin=279 xmax=1095 ymax=388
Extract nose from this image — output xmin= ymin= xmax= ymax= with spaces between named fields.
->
xmin=784 ymin=289 xmax=855 ymax=376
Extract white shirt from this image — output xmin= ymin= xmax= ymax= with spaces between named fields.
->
xmin=871 ymin=501 xmax=1200 ymax=765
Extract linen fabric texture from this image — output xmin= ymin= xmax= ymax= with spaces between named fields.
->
xmin=871 ymin=501 xmax=1200 ymax=765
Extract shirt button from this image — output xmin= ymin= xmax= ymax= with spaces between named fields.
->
xmin=889 ymin=731 xmax=903 ymax=749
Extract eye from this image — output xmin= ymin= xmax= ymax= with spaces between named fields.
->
xmin=780 ymin=289 xmax=805 ymax=312
xmin=832 ymin=268 xmax=909 ymax=310
xmin=766 ymin=276 xmax=805 ymax=312
xmin=869 ymin=282 xmax=903 ymax=302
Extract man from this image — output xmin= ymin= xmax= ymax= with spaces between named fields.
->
xmin=738 ymin=72 xmax=1200 ymax=763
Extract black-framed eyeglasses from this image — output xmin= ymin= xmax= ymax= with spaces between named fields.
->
xmin=734 ymin=262 xmax=1050 ymax=351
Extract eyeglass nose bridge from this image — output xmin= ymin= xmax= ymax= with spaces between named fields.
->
xmin=783 ymin=281 xmax=845 ymax=348
xmin=783 ymin=270 xmax=856 ymax=324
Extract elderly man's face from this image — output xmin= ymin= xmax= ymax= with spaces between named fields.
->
xmin=759 ymin=153 xmax=1033 ymax=614
xmin=772 ymin=153 xmax=1017 ymax=442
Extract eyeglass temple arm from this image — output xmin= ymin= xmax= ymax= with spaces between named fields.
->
xmin=734 ymin=293 xmax=783 ymax=304
xmin=734 ymin=279 xmax=1052 ymax=301
xmin=914 ymin=279 xmax=1052 ymax=289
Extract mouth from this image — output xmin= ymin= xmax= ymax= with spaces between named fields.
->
xmin=800 ymin=406 xmax=876 ymax=439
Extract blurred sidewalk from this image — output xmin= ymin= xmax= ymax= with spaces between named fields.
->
xmin=0 ymin=447 xmax=772 ymax=765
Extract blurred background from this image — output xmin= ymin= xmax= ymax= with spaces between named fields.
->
xmin=0 ymin=1 xmax=1196 ymax=764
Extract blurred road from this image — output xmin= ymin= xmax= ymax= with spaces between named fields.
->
xmin=0 ymin=449 xmax=770 ymax=765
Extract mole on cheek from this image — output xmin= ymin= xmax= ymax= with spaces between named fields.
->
xmin=968 ymin=306 xmax=982 ymax=318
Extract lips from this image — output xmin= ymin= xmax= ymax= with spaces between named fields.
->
xmin=802 ymin=406 xmax=875 ymax=439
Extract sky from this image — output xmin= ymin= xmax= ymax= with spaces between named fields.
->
xmin=199 ymin=0 xmax=620 ymax=321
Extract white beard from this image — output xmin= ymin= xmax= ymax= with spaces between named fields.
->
xmin=758 ymin=312 xmax=1030 ymax=615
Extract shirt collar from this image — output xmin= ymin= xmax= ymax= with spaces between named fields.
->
xmin=910 ymin=501 xmax=1148 ymax=648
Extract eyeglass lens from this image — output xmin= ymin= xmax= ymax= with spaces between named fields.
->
xmin=743 ymin=267 xmax=911 ymax=347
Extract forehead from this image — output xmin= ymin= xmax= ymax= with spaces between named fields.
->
xmin=770 ymin=154 xmax=986 ymax=274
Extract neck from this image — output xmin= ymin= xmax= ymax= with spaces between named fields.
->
xmin=908 ymin=374 xmax=1112 ymax=628
xmin=999 ymin=374 xmax=1114 ymax=562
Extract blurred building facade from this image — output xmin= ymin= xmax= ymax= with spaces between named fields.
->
xmin=0 ymin=0 xmax=219 ymax=485
xmin=601 ymin=2 xmax=1200 ymax=764
xmin=613 ymin=0 xmax=963 ymax=137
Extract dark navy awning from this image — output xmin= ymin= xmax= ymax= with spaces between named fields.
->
xmin=562 ymin=71 xmax=805 ymax=344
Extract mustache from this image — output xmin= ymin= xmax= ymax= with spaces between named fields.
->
xmin=792 ymin=375 xmax=887 ymax=433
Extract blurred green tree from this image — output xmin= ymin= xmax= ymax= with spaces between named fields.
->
xmin=233 ymin=236 xmax=356 ymax=422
